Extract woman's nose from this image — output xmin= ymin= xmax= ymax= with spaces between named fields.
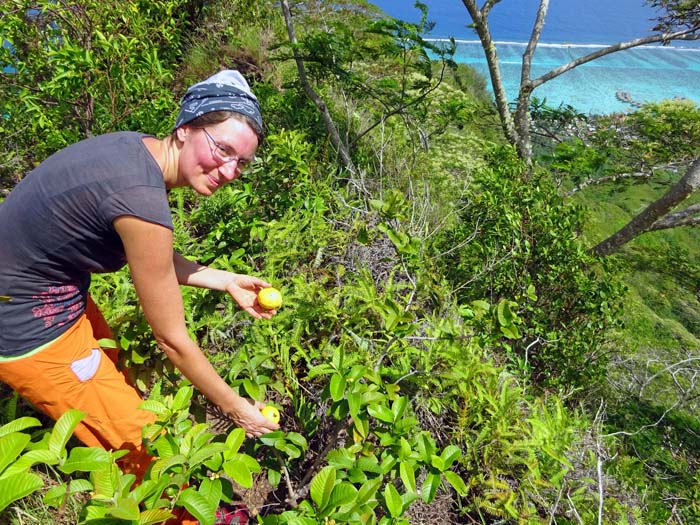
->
xmin=219 ymin=160 xmax=240 ymax=181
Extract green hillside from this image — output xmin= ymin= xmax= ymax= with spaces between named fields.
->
xmin=1 ymin=0 xmax=699 ymax=523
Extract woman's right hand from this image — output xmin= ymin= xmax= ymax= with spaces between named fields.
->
xmin=226 ymin=396 xmax=280 ymax=438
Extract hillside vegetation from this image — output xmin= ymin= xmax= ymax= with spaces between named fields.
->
xmin=1 ymin=1 xmax=699 ymax=524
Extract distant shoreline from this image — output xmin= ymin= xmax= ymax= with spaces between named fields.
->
xmin=427 ymin=38 xmax=700 ymax=115
xmin=428 ymin=38 xmax=700 ymax=52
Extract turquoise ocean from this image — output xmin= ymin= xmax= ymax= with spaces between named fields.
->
xmin=371 ymin=0 xmax=700 ymax=115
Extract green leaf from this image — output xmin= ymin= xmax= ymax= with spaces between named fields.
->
xmin=178 ymin=487 xmax=216 ymax=525
xmin=7 ymin=449 xmax=61 ymax=477
xmin=138 ymin=509 xmax=177 ymax=525
xmin=198 ymin=478 xmax=223 ymax=506
xmin=131 ymin=480 xmax=163 ymax=507
xmin=187 ymin=443 xmax=228 ymax=468
xmin=353 ymin=417 xmax=369 ymax=440
xmin=367 ymin=404 xmax=394 ymax=423
xmin=285 ymin=432 xmax=308 ymax=450
xmin=242 ymin=378 xmax=260 ymax=399
xmin=109 ymin=497 xmax=140 ymax=521
xmin=151 ymin=454 xmax=186 ymax=478
xmin=330 ymin=373 xmax=347 ymax=402
xmin=91 ymin=462 xmax=120 ymax=499
xmin=415 ymin=433 xmax=436 ymax=462
xmin=439 ymin=445 xmax=461 ymax=470
xmin=268 ymin=468 xmax=282 ymax=487
xmin=327 ymin=482 xmax=358 ymax=509
xmin=347 ymin=392 xmax=362 ymax=418
xmin=43 ymin=483 xmax=69 ymax=508
xmin=391 ymin=397 xmax=408 ymax=421
xmin=60 ymin=447 xmax=111 ymax=474
xmin=383 ymin=483 xmax=403 ymax=518
xmin=139 ymin=400 xmax=169 ymax=416
xmin=399 ymin=462 xmax=416 ymax=493
xmin=500 ymin=323 xmax=521 ymax=339
xmin=496 ymin=299 xmax=514 ymax=326
xmin=327 ymin=450 xmax=355 ymax=470
xmin=155 ymin=434 xmax=179 ymax=460
xmin=258 ymin=431 xmax=285 ymax=446
xmin=310 ymin=466 xmax=336 ymax=508
xmin=430 ymin=454 xmax=445 ymax=471
xmin=443 ymin=471 xmax=468 ymax=497
xmin=356 ymin=477 xmax=382 ymax=505
xmin=421 ymin=472 xmax=441 ymax=503
xmin=398 ymin=438 xmax=412 ymax=460
xmin=48 ymin=409 xmax=85 ymax=457
xmin=0 ymin=417 xmax=41 ymax=438
xmin=223 ymin=457 xmax=253 ymax=488
xmin=0 ymin=471 xmax=44 ymax=512
xmin=97 ymin=338 xmax=119 ymax=349
xmin=0 ymin=433 xmax=32 ymax=475
xmin=44 ymin=478 xmax=94 ymax=508
xmin=224 ymin=428 xmax=246 ymax=456
xmin=172 ymin=386 xmax=193 ymax=412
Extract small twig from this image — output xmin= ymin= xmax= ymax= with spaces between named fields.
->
xmin=297 ymin=419 xmax=347 ymax=491
xmin=566 ymin=491 xmax=585 ymax=525
xmin=272 ymin=449 xmax=298 ymax=507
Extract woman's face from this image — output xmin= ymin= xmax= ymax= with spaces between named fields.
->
xmin=176 ymin=117 xmax=259 ymax=196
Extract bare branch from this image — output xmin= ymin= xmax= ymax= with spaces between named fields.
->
xmin=279 ymin=0 xmax=357 ymax=175
xmin=531 ymin=30 xmax=700 ymax=90
xmin=564 ymin=162 xmax=687 ymax=197
xmin=564 ymin=173 xmax=653 ymax=196
xmin=592 ymin=158 xmax=700 ymax=255
xmin=648 ymin=203 xmax=700 ymax=231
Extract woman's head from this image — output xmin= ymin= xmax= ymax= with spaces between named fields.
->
xmin=169 ymin=70 xmax=262 ymax=196
xmin=175 ymin=70 xmax=263 ymax=139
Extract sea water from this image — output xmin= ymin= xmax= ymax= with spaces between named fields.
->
xmin=371 ymin=0 xmax=700 ymax=115
xmin=447 ymin=41 xmax=700 ymax=115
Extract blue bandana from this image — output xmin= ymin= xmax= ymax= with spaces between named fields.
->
xmin=174 ymin=70 xmax=263 ymax=132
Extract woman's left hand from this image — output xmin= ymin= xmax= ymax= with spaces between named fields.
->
xmin=224 ymin=274 xmax=276 ymax=319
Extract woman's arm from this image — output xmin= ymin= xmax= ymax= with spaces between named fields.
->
xmin=113 ymin=216 xmax=278 ymax=437
xmin=172 ymin=252 xmax=276 ymax=320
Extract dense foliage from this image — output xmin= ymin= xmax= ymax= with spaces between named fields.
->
xmin=434 ymin=146 xmax=623 ymax=389
xmin=0 ymin=0 xmax=197 ymax=188
xmin=1 ymin=0 xmax=699 ymax=524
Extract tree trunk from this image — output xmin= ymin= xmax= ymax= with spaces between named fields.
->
xmin=591 ymin=159 xmax=700 ymax=256
xmin=460 ymin=0 xmax=699 ymax=162
xmin=513 ymin=0 xmax=549 ymax=161
xmin=279 ymin=0 xmax=357 ymax=175
xmin=461 ymin=0 xmax=519 ymax=149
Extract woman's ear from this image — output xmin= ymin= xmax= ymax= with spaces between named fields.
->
xmin=175 ymin=125 xmax=189 ymax=143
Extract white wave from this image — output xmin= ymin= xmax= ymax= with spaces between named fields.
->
xmin=428 ymin=37 xmax=700 ymax=52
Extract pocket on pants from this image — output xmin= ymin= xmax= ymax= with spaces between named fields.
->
xmin=70 ymin=348 xmax=102 ymax=382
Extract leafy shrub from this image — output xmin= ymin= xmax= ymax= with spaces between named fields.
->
xmin=0 ymin=0 xmax=188 ymax=181
xmin=433 ymin=146 xmax=624 ymax=388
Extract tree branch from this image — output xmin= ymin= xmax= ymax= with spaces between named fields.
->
xmin=513 ymin=0 xmax=549 ymax=160
xmin=591 ymin=158 xmax=700 ymax=256
xmin=648 ymin=203 xmax=700 ymax=231
xmin=564 ymin=162 xmax=686 ymax=196
xmin=279 ymin=0 xmax=357 ymax=175
xmin=531 ymin=30 xmax=700 ymax=90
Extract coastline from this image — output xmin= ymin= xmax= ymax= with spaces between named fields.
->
xmin=429 ymin=38 xmax=700 ymax=52
xmin=428 ymin=39 xmax=700 ymax=115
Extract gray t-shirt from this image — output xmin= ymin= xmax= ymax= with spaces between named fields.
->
xmin=0 ymin=132 xmax=173 ymax=357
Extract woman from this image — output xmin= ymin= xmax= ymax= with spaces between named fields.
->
xmin=0 ymin=70 xmax=280 ymax=480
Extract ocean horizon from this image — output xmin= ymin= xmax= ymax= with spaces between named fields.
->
xmin=371 ymin=0 xmax=700 ymax=115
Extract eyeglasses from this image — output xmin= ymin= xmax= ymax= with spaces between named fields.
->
xmin=201 ymin=128 xmax=254 ymax=170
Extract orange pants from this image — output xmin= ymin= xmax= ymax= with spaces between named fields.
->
xmin=0 ymin=296 xmax=155 ymax=477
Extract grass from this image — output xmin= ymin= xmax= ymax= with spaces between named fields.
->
xmin=575 ymin=175 xmax=700 ymax=352
xmin=569 ymin=169 xmax=700 ymax=521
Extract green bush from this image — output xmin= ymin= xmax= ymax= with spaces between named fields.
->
xmin=433 ymin=146 xmax=624 ymax=388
